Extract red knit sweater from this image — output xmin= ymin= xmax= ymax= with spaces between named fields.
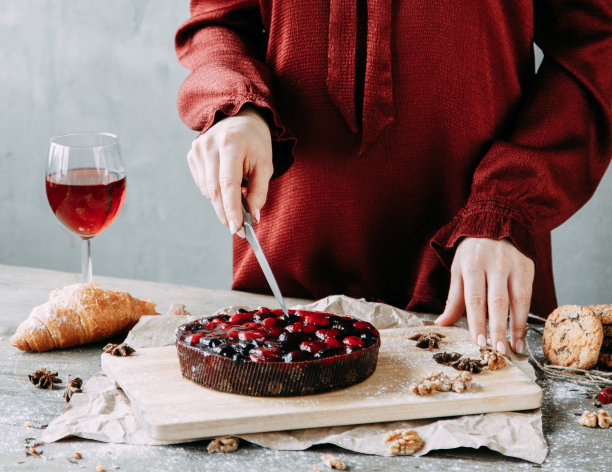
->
xmin=176 ymin=0 xmax=612 ymax=316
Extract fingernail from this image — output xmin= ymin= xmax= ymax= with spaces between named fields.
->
xmin=515 ymin=338 xmax=525 ymax=354
xmin=496 ymin=341 xmax=506 ymax=354
xmin=478 ymin=334 xmax=487 ymax=346
xmin=434 ymin=315 xmax=442 ymax=325
xmin=229 ymin=220 xmax=237 ymax=234
xmin=237 ymin=228 xmax=246 ymax=239
xmin=253 ymin=208 xmax=261 ymax=224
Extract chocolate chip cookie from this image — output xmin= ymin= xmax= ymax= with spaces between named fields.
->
xmin=543 ymin=305 xmax=603 ymax=369
xmin=587 ymin=304 xmax=612 ymax=325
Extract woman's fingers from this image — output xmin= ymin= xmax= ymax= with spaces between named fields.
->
xmin=435 ymin=266 xmax=465 ymax=327
xmin=487 ymin=274 xmax=509 ymax=354
xmin=462 ymin=265 xmax=488 ymax=348
xmin=187 ymin=106 xmax=273 ymax=233
xmin=441 ymin=238 xmax=535 ymax=353
xmin=508 ymin=259 xmax=535 ymax=353
xmin=245 ymin=158 xmax=273 ymax=224
xmin=218 ymin=142 xmax=246 ymax=236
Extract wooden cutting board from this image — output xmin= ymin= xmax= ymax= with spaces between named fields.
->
xmin=102 ymin=326 xmax=541 ymax=441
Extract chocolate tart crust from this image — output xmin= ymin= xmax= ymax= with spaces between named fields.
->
xmin=176 ymin=338 xmax=380 ymax=397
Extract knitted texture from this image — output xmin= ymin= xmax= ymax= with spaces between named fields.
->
xmin=176 ymin=0 xmax=612 ymax=316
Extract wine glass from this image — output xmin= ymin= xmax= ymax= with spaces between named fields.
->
xmin=46 ymin=132 xmax=126 ymax=283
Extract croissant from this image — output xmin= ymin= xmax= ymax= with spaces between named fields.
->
xmin=11 ymin=282 xmax=158 ymax=351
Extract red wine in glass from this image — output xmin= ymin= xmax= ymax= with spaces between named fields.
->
xmin=46 ymin=133 xmax=126 ymax=282
xmin=46 ymin=169 xmax=126 ymax=238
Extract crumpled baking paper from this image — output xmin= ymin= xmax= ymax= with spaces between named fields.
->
xmin=42 ymin=295 xmax=547 ymax=463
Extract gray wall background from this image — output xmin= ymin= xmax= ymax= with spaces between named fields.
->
xmin=1 ymin=1 xmax=611 ymax=305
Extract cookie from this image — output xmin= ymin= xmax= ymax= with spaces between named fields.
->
xmin=587 ymin=304 xmax=612 ymax=325
xmin=543 ymin=305 xmax=603 ymax=369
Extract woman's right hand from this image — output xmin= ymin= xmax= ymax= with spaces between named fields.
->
xmin=187 ymin=106 xmax=273 ymax=237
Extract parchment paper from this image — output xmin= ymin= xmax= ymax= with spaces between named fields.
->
xmin=41 ymin=295 xmax=547 ymax=463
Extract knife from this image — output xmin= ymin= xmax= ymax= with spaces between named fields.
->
xmin=240 ymin=195 xmax=289 ymax=316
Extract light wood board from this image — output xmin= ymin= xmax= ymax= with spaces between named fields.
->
xmin=102 ymin=326 xmax=541 ymax=441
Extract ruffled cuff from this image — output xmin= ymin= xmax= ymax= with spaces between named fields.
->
xmin=430 ymin=198 xmax=537 ymax=270
xmin=197 ymin=97 xmax=297 ymax=179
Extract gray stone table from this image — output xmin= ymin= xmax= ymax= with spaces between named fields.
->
xmin=0 ymin=265 xmax=608 ymax=472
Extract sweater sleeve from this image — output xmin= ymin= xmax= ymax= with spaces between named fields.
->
xmin=175 ymin=0 xmax=295 ymax=177
xmin=431 ymin=0 xmax=612 ymax=268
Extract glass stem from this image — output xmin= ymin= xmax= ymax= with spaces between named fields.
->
xmin=81 ymin=238 xmax=92 ymax=283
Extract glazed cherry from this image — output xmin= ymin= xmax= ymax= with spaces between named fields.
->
xmin=343 ymin=336 xmax=365 ymax=348
xmin=300 ymin=340 xmax=327 ymax=354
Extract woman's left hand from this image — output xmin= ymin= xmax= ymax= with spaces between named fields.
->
xmin=435 ymin=237 xmax=535 ymax=354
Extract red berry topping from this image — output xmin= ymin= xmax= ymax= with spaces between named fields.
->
xmin=229 ymin=312 xmax=254 ymax=324
xmin=316 ymin=328 xmax=340 ymax=340
xmin=303 ymin=313 xmax=331 ymax=326
xmin=186 ymin=333 xmax=205 ymax=345
xmin=216 ymin=323 xmax=231 ymax=330
xmin=285 ymin=322 xmax=304 ymax=333
xmin=239 ymin=329 xmax=267 ymax=340
xmin=343 ymin=336 xmax=365 ymax=348
xmin=300 ymin=340 xmax=326 ymax=354
xmin=209 ymin=317 xmax=224 ymax=326
xmin=262 ymin=317 xmax=279 ymax=328
xmin=227 ymin=330 xmax=241 ymax=339
xmin=302 ymin=324 xmax=317 ymax=334
xmin=251 ymin=347 xmax=282 ymax=362
xmin=264 ymin=326 xmax=282 ymax=337
xmin=243 ymin=321 xmax=259 ymax=329
xmin=325 ymin=338 xmax=343 ymax=349
xmin=353 ymin=321 xmax=371 ymax=330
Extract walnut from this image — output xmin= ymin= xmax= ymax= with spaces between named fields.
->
xmin=207 ymin=436 xmax=239 ymax=453
xmin=579 ymin=410 xmax=597 ymax=427
xmin=383 ymin=429 xmax=424 ymax=455
xmin=409 ymin=333 xmax=445 ymax=350
xmin=451 ymin=371 xmax=473 ymax=393
xmin=479 ymin=346 xmax=507 ymax=370
xmin=103 ymin=343 xmax=135 ymax=356
xmin=321 ymin=453 xmax=346 ymax=469
xmin=597 ymin=409 xmax=612 ymax=429
xmin=409 ymin=372 xmax=452 ymax=395
xmin=410 ymin=371 xmax=473 ymax=395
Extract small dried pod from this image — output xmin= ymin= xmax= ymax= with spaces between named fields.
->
xmin=28 ymin=368 xmax=62 ymax=389
xmin=451 ymin=357 xmax=485 ymax=374
xmin=433 ymin=351 xmax=462 ymax=365
xmin=409 ymin=333 xmax=445 ymax=350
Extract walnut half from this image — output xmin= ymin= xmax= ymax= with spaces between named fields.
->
xmin=579 ymin=410 xmax=612 ymax=429
xmin=207 ymin=436 xmax=239 ymax=453
xmin=384 ymin=429 xmax=424 ymax=455
xmin=410 ymin=371 xmax=473 ymax=396
xmin=479 ymin=346 xmax=507 ymax=370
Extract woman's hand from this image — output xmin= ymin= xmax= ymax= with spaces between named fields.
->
xmin=187 ymin=106 xmax=273 ymax=236
xmin=435 ymin=237 xmax=535 ymax=354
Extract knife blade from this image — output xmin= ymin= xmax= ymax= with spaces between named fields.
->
xmin=240 ymin=195 xmax=289 ymax=316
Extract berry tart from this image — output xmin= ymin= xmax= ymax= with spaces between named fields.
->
xmin=176 ymin=308 xmax=381 ymax=396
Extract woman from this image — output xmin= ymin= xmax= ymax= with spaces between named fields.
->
xmin=175 ymin=1 xmax=612 ymax=354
